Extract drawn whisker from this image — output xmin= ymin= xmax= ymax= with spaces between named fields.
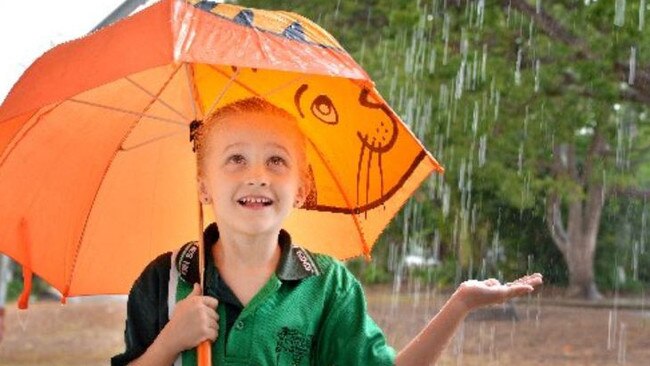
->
xmin=365 ymin=150 xmax=373 ymax=219
xmin=378 ymin=152 xmax=385 ymax=210
xmin=357 ymin=145 xmax=366 ymax=209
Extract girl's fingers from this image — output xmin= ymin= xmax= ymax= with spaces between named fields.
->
xmin=202 ymin=296 xmax=219 ymax=308
xmin=485 ymin=278 xmax=500 ymax=286
xmin=508 ymin=273 xmax=543 ymax=287
xmin=506 ymin=284 xmax=534 ymax=299
xmin=204 ymin=307 xmax=218 ymax=322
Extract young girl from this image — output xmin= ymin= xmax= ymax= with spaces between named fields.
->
xmin=111 ymin=97 xmax=543 ymax=366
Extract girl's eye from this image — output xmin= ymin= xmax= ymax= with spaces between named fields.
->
xmin=268 ymin=156 xmax=287 ymax=166
xmin=228 ymin=154 xmax=246 ymax=164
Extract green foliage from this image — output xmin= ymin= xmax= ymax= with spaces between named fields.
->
xmin=596 ymin=195 xmax=650 ymax=294
xmin=346 ymin=258 xmax=392 ymax=284
xmin=4 ymin=264 xmax=54 ymax=302
xmin=235 ymin=0 xmax=650 ymax=291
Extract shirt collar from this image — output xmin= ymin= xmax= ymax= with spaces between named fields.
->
xmin=202 ymin=222 xmax=321 ymax=281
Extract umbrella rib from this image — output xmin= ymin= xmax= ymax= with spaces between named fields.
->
xmin=63 ymin=69 xmax=181 ymax=297
xmin=119 ymin=129 xmax=185 ymax=151
xmin=303 ymin=135 xmax=371 ymax=258
xmin=185 ymin=63 xmax=201 ymax=120
xmin=208 ymin=65 xmax=261 ymax=97
xmin=261 ymin=75 xmax=308 ymax=98
xmin=68 ymin=99 xmax=186 ymax=126
xmin=0 ymin=108 xmax=46 ymax=170
xmin=125 ymin=75 xmax=190 ymax=122
xmin=205 ymin=68 xmax=241 ymax=117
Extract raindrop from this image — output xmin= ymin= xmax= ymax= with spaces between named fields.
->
xmin=471 ymin=203 xmax=478 ymax=233
xmin=359 ymin=39 xmax=366 ymax=65
xmin=618 ymin=322 xmax=627 ymax=364
xmin=459 ymin=159 xmax=466 ymax=191
xmin=481 ymin=44 xmax=488 ymax=82
xmin=628 ymin=46 xmax=636 ymax=85
xmin=439 ymin=83 xmax=449 ymax=112
xmin=478 ymin=134 xmax=487 ymax=167
xmin=442 ymin=183 xmax=451 ymax=218
xmin=641 ymin=202 xmax=647 ymax=253
xmin=535 ymin=292 xmax=542 ymax=328
xmin=453 ymin=322 xmax=466 ymax=357
xmin=534 ymin=59 xmax=541 ymax=92
xmin=471 ymin=50 xmax=479 ymax=90
xmin=428 ymin=48 xmax=437 ymax=74
xmin=442 ymin=14 xmax=450 ymax=65
xmin=518 ymin=142 xmax=524 ymax=175
xmin=455 ymin=61 xmax=466 ymax=100
xmin=17 ymin=308 xmax=31 ymax=332
xmin=602 ymin=170 xmax=607 ymax=203
xmin=614 ymin=0 xmax=626 ymax=27
xmin=615 ymin=111 xmax=625 ymax=168
xmin=608 ymin=310 xmax=615 ymax=350
xmin=515 ymin=47 xmax=523 ymax=86
xmin=381 ymin=41 xmax=389 ymax=72
xmin=494 ymin=91 xmax=501 ymax=121
xmin=476 ymin=0 xmax=485 ymax=29
xmin=472 ymin=101 xmax=480 ymax=135
xmin=632 ymin=240 xmax=639 ymax=281
xmin=640 ymin=0 xmax=646 ymax=30
xmin=524 ymin=106 xmax=529 ymax=138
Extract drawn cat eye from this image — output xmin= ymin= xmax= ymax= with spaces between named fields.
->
xmin=310 ymin=95 xmax=339 ymax=125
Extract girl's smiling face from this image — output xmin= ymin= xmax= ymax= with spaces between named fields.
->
xmin=197 ymin=111 xmax=307 ymax=237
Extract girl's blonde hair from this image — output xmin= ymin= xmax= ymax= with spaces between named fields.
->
xmin=193 ymin=97 xmax=313 ymax=207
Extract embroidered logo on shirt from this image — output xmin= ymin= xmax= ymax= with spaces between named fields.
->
xmin=175 ymin=242 xmax=200 ymax=284
xmin=296 ymin=249 xmax=314 ymax=273
xmin=275 ymin=327 xmax=311 ymax=365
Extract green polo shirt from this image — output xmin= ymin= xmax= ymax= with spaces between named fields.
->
xmin=112 ymin=223 xmax=396 ymax=365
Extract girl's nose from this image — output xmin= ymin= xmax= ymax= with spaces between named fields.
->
xmin=245 ymin=165 xmax=269 ymax=187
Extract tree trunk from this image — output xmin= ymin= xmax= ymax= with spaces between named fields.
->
xmin=564 ymin=235 xmax=602 ymax=300
xmin=547 ymin=138 xmax=606 ymax=301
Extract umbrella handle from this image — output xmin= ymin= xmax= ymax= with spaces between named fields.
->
xmin=198 ymin=340 xmax=211 ymax=365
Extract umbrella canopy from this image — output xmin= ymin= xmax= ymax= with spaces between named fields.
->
xmin=0 ymin=0 xmax=443 ymax=303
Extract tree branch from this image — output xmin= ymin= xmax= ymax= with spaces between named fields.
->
xmin=582 ymin=128 xmax=607 ymax=186
xmin=610 ymin=186 xmax=650 ymax=199
xmin=502 ymin=0 xmax=650 ymax=106
xmin=546 ymin=191 xmax=569 ymax=254
xmin=504 ymin=0 xmax=593 ymax=58
xmin=585 ymin=183 xmax=605 ymax=240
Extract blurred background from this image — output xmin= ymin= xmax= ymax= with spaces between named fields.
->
xmin=1 ymin=0 xmax=649 ymax=365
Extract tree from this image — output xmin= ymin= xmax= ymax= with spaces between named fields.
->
xmin=236 ymin=0 xmax=650 ymax=299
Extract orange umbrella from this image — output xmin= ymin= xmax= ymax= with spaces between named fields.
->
xmin=0 ymin=0 xmax=442 ymax=305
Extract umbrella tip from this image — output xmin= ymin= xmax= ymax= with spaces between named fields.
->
xmin=17 ymin=265 xmax=32 ymax=310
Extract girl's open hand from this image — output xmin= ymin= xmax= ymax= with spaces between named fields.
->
xmin=452 ymin=273 xmax=543 ymax=313
xmin=161 ymin=283 xmax=219 ymax=354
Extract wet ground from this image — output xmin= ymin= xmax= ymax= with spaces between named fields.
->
xmin=0 ymin=286 xmax=648 ymax=365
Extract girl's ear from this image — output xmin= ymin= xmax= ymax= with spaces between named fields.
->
xmin=197 ymin=177 xmax=212 ymax=205
xmin=294 ymin=184 xmax=307 ymax=208
xmin=294 ymin=175 xmax=311 ymax=208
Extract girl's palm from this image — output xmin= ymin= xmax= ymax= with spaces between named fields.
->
xmin=455 ymin=273 xmax=543 ymax=312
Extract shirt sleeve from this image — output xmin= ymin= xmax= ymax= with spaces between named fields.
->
xmin=111 ymin=253 xmax=171 ymax=366
xmin=315 ymin=267 xmax=396 ymax=366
